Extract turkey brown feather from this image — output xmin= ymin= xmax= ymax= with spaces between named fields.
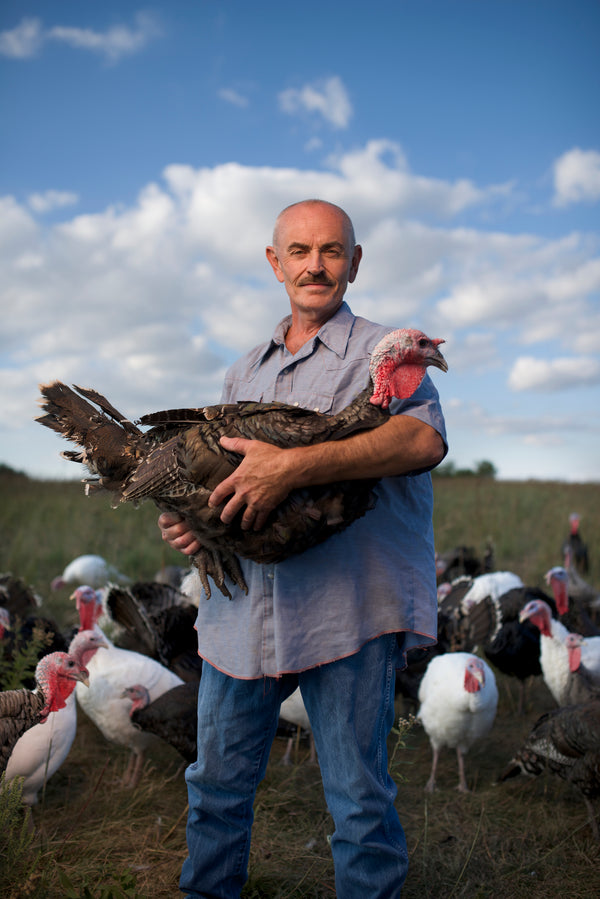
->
xmin=36 ymin=328 xmax=447 ymax=598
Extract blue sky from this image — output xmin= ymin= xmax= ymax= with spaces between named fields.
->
xmin=1 ymin=1 xmax=599 ymax=483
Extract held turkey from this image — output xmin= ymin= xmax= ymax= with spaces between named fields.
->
xmin=36 ymin=329 xmax=447 ymax=599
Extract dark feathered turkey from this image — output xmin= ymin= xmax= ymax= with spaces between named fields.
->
xmin=122 ymin=682 xmax=200 ymax=764
xmin=36 ymin=329 xmax=447 ymax=598
xmin=105 ymin=582 xmax=202 ymax=682
xmin=559 ymin=633 xmax=600 ymax=706
xmin=0 ymin=573 xmax=69 ymax=690
xmin=499 ymin=698 xmax=600 ymax=840
xmin=0 ymin=651 xmax=89 ymax=773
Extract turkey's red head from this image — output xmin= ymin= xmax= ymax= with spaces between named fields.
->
xmin=464 ymin=657 xmax=485 ymax=693
xmin=71 ymin=585 xmax=104 ymax=631
xmin=36 ymin=651 xmax=90 ymax=722
xmin=68 ymin=629 xmax=108 ymax=667
xmin=519 ymin=599 xmax=553 ymax=637
xmin=369 ymin=329 xmax=447 ymax=409
xmin=565 ymin=632 xmax=584 ymax=673
xmin=544 ymin=567 xmax=569 ymax=616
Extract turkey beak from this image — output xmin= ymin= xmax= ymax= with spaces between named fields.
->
xmin=76 ymin=667 xmax=90 ymax=687
xmin=428 ymin=341 xmax=448 ymax=373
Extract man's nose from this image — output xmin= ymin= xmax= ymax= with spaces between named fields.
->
xmin=306 ymin=250 xmax=325 ymax=274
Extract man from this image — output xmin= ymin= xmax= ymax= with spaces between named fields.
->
xmin=160 ymin=199 xmax=447 ymax=898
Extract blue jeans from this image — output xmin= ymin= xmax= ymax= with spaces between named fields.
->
xmin=180 ymin=634 xmax=408 ymax=898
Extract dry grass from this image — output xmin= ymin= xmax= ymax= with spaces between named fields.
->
xmin=5 ymin=681 xmax=600 ymax=898
xmin=1 ymin=470 xmax=600 ymax=896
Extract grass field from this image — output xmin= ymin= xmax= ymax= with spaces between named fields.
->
xmin=1 ymin=469 xmax=599 ymax=897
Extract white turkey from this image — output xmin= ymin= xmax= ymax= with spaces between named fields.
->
xmin=51 ymin=554 xmax=130 ymax=591
xmin=519 ymin=599 xmax=600 ymax=705
xmin=279 ymin=687 xmax=315 ymax=766
xmin=417 ymin=652 xmax=498 ymax=793
xmin=499 ymin=698 xmax=600 ymax=840
xmin=72 ymin=585 xmax=184 ymax=787
xmin=0 ymin=652 xmax=89 ymax=773
xmin=36 ymin=329 xmax=447 ymax=598
xmin=4 ymin=630 xmax=106 ymax=805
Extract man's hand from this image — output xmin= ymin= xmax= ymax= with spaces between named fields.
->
xmin=208 ymin=436 xmax=294 ymax=531
xmin=158 ymin=511 xmax=202 ymax=556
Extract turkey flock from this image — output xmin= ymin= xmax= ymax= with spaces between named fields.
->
xmin=1 ymin=511 xmax=599 ymax=856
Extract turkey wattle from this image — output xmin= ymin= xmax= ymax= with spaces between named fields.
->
xmin=36 ymin=328 xmax=447 ymax=598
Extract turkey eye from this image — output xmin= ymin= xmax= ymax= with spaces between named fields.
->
xmin=419 ymin=338 xmax=428 ymax=348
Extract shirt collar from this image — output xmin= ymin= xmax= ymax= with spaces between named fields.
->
xmin=266 ymin=301 xmax=355 ymax=361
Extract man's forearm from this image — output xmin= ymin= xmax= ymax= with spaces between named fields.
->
xmin=282 ymin=415 xmax=446 ymax=488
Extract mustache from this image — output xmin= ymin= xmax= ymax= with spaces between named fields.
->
xmin=298 ymin=275 xmax=334 ymax=286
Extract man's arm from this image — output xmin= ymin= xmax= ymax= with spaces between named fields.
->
xmin=159 ymin=415 xmax=445 ymax=550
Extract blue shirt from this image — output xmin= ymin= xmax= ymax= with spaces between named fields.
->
xmin=194 ymin=302 xmax=447 ymax=678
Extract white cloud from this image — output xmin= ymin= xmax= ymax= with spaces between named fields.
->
xmin=279 ymin=76 xmax=352 ymax=129
xmin=0 ymin=12 xmax=161 ymax=63
xmin=508 ymin=356 xmax=600 ymax=392
xmin=553 ymin=148 xmax=600 ymax=207
xmin=218 ymin=88 xmax=249 ymax=108
xmin=0 ymin=17 xmax=43 ymax=58
xmin=1 ymin=146 xmax=600 ymax=480
xmin=28 ymin=190 xmax=79 ymax=214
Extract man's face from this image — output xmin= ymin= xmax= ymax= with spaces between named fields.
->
xmin=266 ymin=204 xmax=362 ymax=319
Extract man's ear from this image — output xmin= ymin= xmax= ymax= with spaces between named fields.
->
xmin=266 ymin=246 xmax=285 ymax=283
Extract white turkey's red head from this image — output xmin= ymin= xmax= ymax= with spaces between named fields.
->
xmin=544 ymin=566 xmax=569 ymax=616
xmin=519 ymin=599 xmax=553 ymax=637
xmin=68 ymin=628 xmax=108 ymax=667
xmin=36 ymin=651 xmax=90 ymax=722
xmin=368 ymin=328 xmax=447 ymax=409
xmin=464 ymin=656 xmax=485 ymax=693
xmin=71 ymin=585 xmax=103 ymax=631
xmin=564 ymin=632 xmax=585 ymax=673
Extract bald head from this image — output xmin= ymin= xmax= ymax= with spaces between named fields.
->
xmin=272 ymin=200 xmax=357 ymax=252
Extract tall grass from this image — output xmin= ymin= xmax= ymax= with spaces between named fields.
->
xmin=1 ymin=469 xmax=599 ymax=897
